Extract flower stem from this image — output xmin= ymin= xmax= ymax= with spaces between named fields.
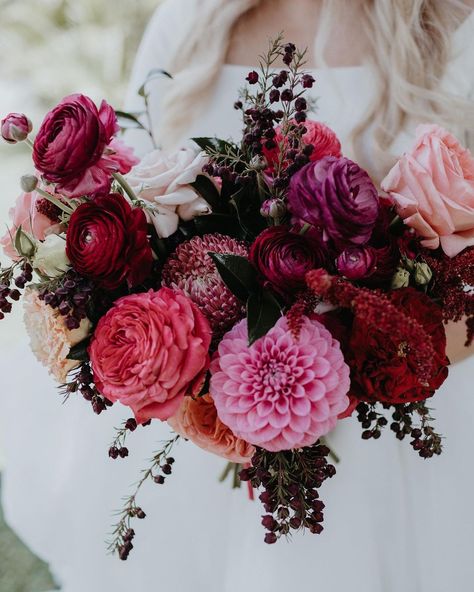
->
xmin=112 ymin=172 xmax=138 ymax=203
xmin=35 ymin=187 xmax=74 ymax=215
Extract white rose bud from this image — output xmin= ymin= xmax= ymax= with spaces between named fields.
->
xmin=414 ymin=262 xmax=433 ymax=286
xmin=33 ymin=234 xmax=70 ymax=278
xmin=391 ymin=268 xmax=410 ymax=289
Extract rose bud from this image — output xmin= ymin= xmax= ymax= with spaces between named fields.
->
xmin=336 ymin=246 xmax=376 ymax=280
xmin=288 ymin=156 xmax=380 ymax=251
xmin=414 ymin=261 xmax=433 ymax=286
xmin=249 ymin=225 xmax=329 ymax=297
xmin=260 ymin=198 xmax=286 ymax=220
xmin=20 ymin=174 xmax=39 ymax=193
xmin=391 ymin=268 xmax=410 ymax=289
xmin=1 ymin=113 xmax=32 ymax=144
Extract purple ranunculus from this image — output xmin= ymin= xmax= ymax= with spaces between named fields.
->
xmin=249 ymin=225 xmax=328 ymax=297
xmin=287 ymin=156 xmax=380 ymax=250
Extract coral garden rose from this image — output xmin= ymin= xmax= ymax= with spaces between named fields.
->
xmin=168 ymin=394 xmax=255 ymax=463
xmin=348 ymin=287 xmax=449 ymax=405
xmin=127 ymin=146 xmax=211 ymax=238
xmin=162 ymin=233 xmax=248 ymax=339
xmin=263 ymin=120 xmax=342 ymax=172
xmin=65 ymin=192 xmax=153 ymax=290
xmin=210 ymin=315 xmax=350 ymax=452
xmin=249 ymin=225 xmax=329 ymax=297
xmin=33 ymin=94 xmax=136 ymax=198
xmin=23 ymin=289 xmax=91 ymax=383
xmin=1 ymin=113 xmax=32 ymax=144
xmin=0 ymin=191 xmax=60 ymax=260
xmin=89 ymin=288 xmax=212 ymax=423
xmin=288 ymin=156 xmax=380 ymax=250
xmin=381 ymin=124 xmax=474 ymax=257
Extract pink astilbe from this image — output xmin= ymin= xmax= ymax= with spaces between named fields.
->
xmin=306 ymin=269 xmax=437 ymax=385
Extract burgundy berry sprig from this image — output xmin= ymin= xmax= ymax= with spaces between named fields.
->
xmin=239 ymin=441 xmax=335 ymax=544
xmin=0 ymin=260 xmax=32 ymax=320
xmin=61 ymin=361 xmax=113 ymax=415
xmin=108 ymin=435 xmax=179 ymax=560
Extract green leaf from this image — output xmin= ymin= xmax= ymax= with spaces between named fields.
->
xmin=231 ymin=185 xmax=267 ymax=240
xmin=191 ymin=137 xmax=239 ymax=155
xmin=190 ymin=175 xmax=222 ymax=211
xmin=115 ymin=110 xmax=147 ymax=131
xmin=138 ymin=68 xmax=173 ymax=97
xmin=209 ymin=253 xmax=258 ymax=302
xmin=14 ymin=226 xmax=36 ymax=258
xmin=66 ymin=337 xmax=91 ymax=362
xmin=247 ymin=288 xmax=282 ymax=345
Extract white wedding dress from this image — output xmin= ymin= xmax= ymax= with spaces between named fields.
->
xmin=1 ymin=3 xmax=474 ymax=591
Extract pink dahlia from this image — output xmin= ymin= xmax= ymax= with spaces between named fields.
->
xmin=210 ymin=316 xmax=350 ymax=452
xmin=89 ymin=288 xmax=212 ymax=423
xmin=162 ymin=233 xmax=248 ymax=339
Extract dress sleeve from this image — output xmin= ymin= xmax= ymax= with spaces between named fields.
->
xmin=124 ymin=0 xmax=191 ymax=153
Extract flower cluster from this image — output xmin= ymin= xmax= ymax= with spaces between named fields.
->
xmin=1 ymin=36 xmax=471 ymax=559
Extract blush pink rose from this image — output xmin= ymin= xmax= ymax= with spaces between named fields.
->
xmin=382 ymin=124 xmax=474 ymax=257
xmin=1 ymin=191 xmax=60 ymax=260
xmin=168 ymin=394 xmax=255 ymax=463
xmin=89 ymin=288 xmax=212 ymax=423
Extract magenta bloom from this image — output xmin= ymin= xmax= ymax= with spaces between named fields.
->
xmin=249 ymin=225 xmax=328 ymax=297
xmin=89 ymin=288 xmax=212 ymax=424
xmin=210 ymin=316 xmax=350 ymax=452
xmin=1 ymin=113 xmax=32 ymax=144
xmin=33 ymin=94 xmax=136 ymax=198
xmin=336 ymin=246 xmax=377 ymax=280
xmin=288 ymin=156 xmax=380 ymax=250
xmin=162 ymin=233 xmax=248 ymax=339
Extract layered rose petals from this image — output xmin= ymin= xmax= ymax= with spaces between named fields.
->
xmin=89 ymin=288 xmax=212 ymax=423
xmin=210 ymin=316 xmax=350 ymax=452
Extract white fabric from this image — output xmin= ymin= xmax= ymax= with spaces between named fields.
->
xmin=2 ymin=4 xmax=474 ymax=591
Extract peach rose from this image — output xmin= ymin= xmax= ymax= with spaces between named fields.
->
xmin=1 ymin=191 xmax=60 ymax=260
xmin=168 ymin=394 xmax=255 ymax=463
xmin=382 ymin=124 xmax=474 ymax=257
xmin=23 ymin=289 xmax=91 ymax=383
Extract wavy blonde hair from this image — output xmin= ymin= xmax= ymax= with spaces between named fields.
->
xmin=159 ymin=0 xmax=474 ymax=178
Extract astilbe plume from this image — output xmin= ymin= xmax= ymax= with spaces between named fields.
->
xmin=422 ymin=247 xmax=474 ymax=345
xmin=305 ymin=269 xmax=436 ymax=385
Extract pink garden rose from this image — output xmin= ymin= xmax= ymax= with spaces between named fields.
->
xmin=382 ymin=124 xmax=474 ymax=257
xmin=210 ymin=316 xmax=350 ymax=452
xmin=33 ymin=94 xmax=137 ymax=198
xmin=1 ymin=191 xmax=60 ymax=260
xmin=127 ymin=146 xmax=211 ymax=238
xmin=89 ymin=288 xmax=212 ymax=424
xmin=168 ymin=394 xmax=255 ymax=463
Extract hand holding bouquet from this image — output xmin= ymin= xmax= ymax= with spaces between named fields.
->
xmin=2 ymin=38 xmax=473 ymax=559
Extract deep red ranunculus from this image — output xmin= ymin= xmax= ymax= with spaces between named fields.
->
xmin=33 ymin=94 xmax=135 ymax=198
xmin=348 ymin=287 xmax=449 ymax=404
xmin=66 ymin=193 xmax=153 ymax=290
xmin=249 ymin=225 xmax=329 ymax=297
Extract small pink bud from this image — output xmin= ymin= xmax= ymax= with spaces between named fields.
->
xmin=1 ymin=113 xmax=33 ymax=144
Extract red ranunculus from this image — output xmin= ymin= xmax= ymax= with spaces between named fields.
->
xmin=262 ymin=120 xmax=341 ymax=173
xmin=249 ymin=225 xmax=329 ymax=297
xmin=33 ymin=94 xmax=135 ymax=198
xmin=66 ymin=193 xmax=153 ymax=289
xmin=348 ymin=288 xmax=449 ymax=404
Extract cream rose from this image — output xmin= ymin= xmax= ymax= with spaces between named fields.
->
xmin=126 ymin=145 xmax=212 ymax=238
xmin=33 ymin=234 xmax=70 ymax=278
xmin=23 ymin=289 xmax=91 ymax=383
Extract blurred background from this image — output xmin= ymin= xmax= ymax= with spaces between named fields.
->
xmin=0 ymin=1 xmax=158 ymax=589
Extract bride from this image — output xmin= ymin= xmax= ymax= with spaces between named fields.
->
xmin=2 ymin=1 xmax=474 ymax=590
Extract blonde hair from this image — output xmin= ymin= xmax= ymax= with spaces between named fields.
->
xmin=159 ymin=0 xmax=474 ymax=178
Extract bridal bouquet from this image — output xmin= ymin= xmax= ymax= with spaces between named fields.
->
xmin=2 ymin=39 xmax=473 ymax=558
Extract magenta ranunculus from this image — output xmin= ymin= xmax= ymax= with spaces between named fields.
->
xmin=288 ymin=156 xmax=380 ymax=250
xmin=249 ymin=225 xmax=329 ymax=296
xmin=1 ymin=113 xmax=32 ymax=144
xmin=336 ymin=246 xmax=377 ymax=280
xmin=209 ymin=316 xmax=350 ymax=452
xmin=33 ymin=94 xmax=135 ymax=198
xmin=89 ymin=288 xmax=212 ymax=424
